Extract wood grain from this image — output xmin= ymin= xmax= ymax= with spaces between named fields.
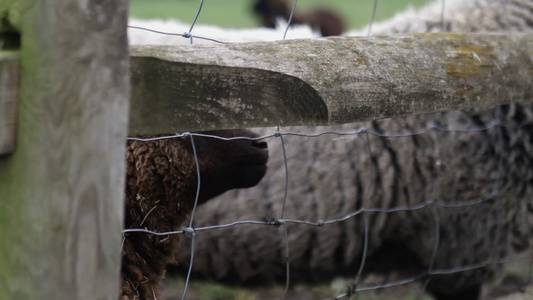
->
xmin=0 ymin=1 xmax=130 ymax=299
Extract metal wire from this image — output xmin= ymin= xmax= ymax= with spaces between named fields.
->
xmin=284 ymin=0 xmax=298 ymax=40
xmin=127 ymin=25 xmax=234 ymax=44
xmin=367 ymin=0 xmax=378 ymax=36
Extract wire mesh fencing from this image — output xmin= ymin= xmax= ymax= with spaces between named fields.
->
xmin=125 ymin=104 xmax=533 ymax=299
xmin=124 ymin=0 xmax=533 ymax=299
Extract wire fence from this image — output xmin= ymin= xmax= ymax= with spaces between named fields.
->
xmin=125 ymin=107 xmax=533 ymax=299
xmin=124 ymin=0 xmax=533 ymax=299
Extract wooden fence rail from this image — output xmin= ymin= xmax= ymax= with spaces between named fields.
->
xmin=3 ymin=34 xmax=532 ymax=140
xmin=0 ymin=4 xmax=532 ymax=297
xmin=129 ymin=33 xmax=532 ymax=134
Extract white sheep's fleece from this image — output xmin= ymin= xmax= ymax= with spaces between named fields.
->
xmin=347 ymin=0 xmax=532 ymax=35
xmin=128 ymin=18 xmax=316 ymax=45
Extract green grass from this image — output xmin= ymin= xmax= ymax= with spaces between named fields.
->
xmin=129 ymin=0 xmax=432 ymax=30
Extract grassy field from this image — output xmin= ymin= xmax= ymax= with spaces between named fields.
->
xmin=129 ymin=0 xmax=432 ymax=31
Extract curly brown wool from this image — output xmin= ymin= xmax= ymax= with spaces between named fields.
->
xmin=120 ymin=130 xmax=268 ymax=300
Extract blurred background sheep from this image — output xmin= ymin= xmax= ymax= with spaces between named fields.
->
xmin=252 ymin=0 xmax=345 ymax=36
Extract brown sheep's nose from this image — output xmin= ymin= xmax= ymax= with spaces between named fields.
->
xmin=253 ymin=139 xmax=268 ymax=151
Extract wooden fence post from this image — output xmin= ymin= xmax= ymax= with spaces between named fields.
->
xmin=0 ymin=1 xmax=129 ymax=299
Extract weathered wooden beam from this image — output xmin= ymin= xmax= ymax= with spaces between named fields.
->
xmin=129 ymin=33 xmax=533 ymax=135
xmin=0 ymin=1 xmax=129 ymax=299
xmin=0 ymin=52 xmax=18 ymax=155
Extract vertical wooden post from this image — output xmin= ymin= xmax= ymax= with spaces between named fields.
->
xmin=0 ymin=1 xmax=129 ymax=299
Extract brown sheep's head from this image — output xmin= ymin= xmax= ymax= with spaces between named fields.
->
xmin=190 ymin=129 xmax=269 ymax=203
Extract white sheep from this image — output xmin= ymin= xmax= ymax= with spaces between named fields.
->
xmin=348 ymin=0 xmax=533 ymax=35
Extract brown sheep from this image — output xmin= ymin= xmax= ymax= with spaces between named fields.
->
xmin=253 ymin=0 xmax=345 ymax=37
xmin=120 ymin=130 xmax=268 ymax=300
